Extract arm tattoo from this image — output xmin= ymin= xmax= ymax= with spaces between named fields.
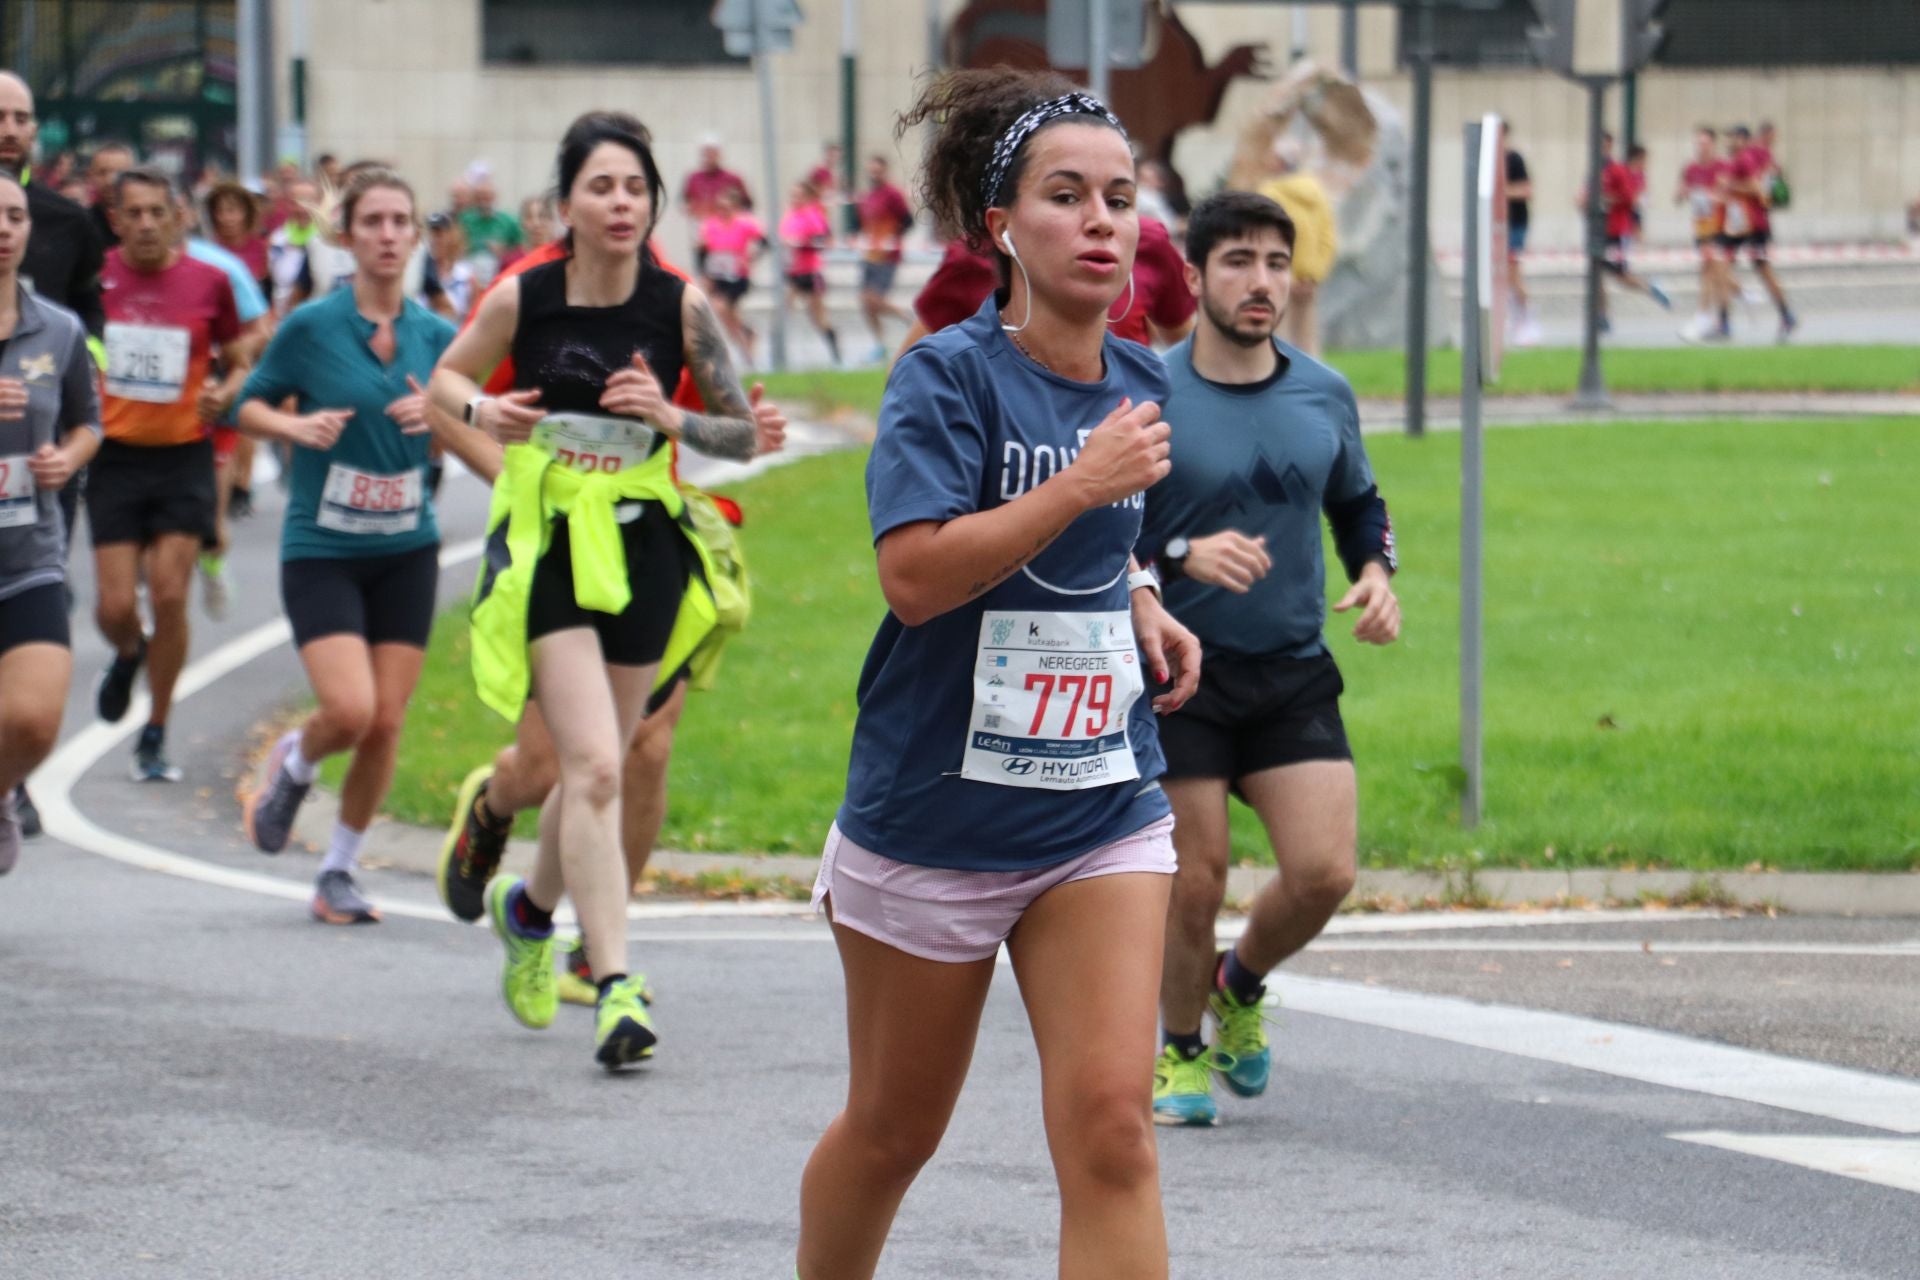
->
xmin=680 ymin=293 xmax=758 ymax=461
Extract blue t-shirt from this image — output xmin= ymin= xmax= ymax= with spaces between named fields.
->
xmin=1143 ymin=337 xmax=1376 ymax=658
xmin=187 ymin=238 xmax=268 ymax=323
xmin=836 ymin=298 xmax=1172 ymax=872
xmin=239 ymin=288 xmax=454 ymax=562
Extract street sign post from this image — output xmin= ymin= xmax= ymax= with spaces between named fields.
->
xmin=1458 ymin=116 xmax=1496 ymax=829
xmin=1477 ymin=113 xmax=1507 ymax=384
xmin=712 ymin=0 xmax=805 ymax=370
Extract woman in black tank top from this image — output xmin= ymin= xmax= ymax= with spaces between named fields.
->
xmin=430 ymin=115 xmax=761 ymax=1071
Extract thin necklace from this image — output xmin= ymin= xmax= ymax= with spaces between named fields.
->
xmin=1011 ymin=332 xmax=1052 ymax=372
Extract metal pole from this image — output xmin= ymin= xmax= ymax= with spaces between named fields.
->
xmin=288 ymin=0 xmax=309 ymax=170
xmin=841 ymin=0 xmax=859 ymax=236
xmin=1622 ymin=71 xmax=1638 ymax=148
xmin=1573 ymin=77 xmax=1610 ymax=410
xmin=1291 ymin=2 xmax=1311 ymax=64
xmin=236 ymin=0 xmax=276 ymax=185
xmin=1340 ymin=0 xmax=1360 ymax=79
xmin=1088 ymin=0 xmax=1111 ymax=104
xmin=927 ymin=0 xmax=943 ymax=70
xmin=1405 ymin=1 xmax=1433 ymax=438
xmin=753 ymin=0 xmax=789 ymax=371
xmin=1459 ymin=120 xmax=1484 ymax=830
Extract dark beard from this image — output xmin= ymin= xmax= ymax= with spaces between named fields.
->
xmin=1202 ymin=295 xmax=1277 ymax=349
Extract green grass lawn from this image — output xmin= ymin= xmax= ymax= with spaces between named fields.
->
xmin=366 ymin=416 xmax=1920 ymax=871
xmin=756 ymin=343 xmax=1920 ymax=420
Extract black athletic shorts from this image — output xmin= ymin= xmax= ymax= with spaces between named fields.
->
xmin=786 ymin=272 xmax=825 ymax=295
xmin=1158 ymin=650 xmax=1351 ymax=783
xmin=86 ymin=438 xmax=217 ymax=548
xmin=0 ymin=581 xmax=70 ymax=657
xmin=281 ymin=543 xmax=440 ymax=650
xmin=708 ymin=277 xmax=750 ymax=304
xmin=526 ymin=500 xmax=691 ymax=667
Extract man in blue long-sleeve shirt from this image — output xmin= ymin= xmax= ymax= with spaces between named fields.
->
xmin=1140 ymin=190 xmax=1400 ymax=1127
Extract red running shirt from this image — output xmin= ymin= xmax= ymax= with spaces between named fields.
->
xmin=101 ymin=250 xmax=241 ymax=446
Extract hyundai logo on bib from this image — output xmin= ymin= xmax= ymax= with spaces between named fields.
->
xmin=1002 ymin=758 xmax=1037 ymax=775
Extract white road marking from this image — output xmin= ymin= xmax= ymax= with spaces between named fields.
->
xmin=1309 ymin=939 xmax=1920 ymax=957
xmin=1311 ymin=908 xmax=1740 ymax=936
xmin=1670 ymin=1132 xmax=1920 ymax=1196
xmin=1274 ymin=974 xmax=1920 ymax=1135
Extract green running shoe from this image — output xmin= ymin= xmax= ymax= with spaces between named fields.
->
xmin=1152 ymin=1044 xmax=1219 ymax=1127
xmin=486 ymin=876 xmax=556 ymax=1030
xmin=555 ymin=935 xmax=597 ymax=1007
xmin=594 ymin=975 xmax=657 ymax=1070
xmin=1209 ymin=984 xmax=1273 ymax=1098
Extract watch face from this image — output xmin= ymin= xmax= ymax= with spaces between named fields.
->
xmin=1167 ymin=536 xmax=1189 ymax=560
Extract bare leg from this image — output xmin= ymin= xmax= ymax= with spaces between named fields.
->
xmin=1010 ymin=871 xmax=1172 ymax=1280
xmin=0 ymin=643 xmax=71 ymax=794
xmin=92 ymin=542 xmax=145 ymax=656
xmin=141 ymin=533 xmax=201 ymax=726
xmin=618 ymin=676 xmax=687 ymax=887
xmin=1230 ymin=761 xmax=1358 ymax=975
xmin=334 ymin=642 xmax=425 ymax=830
xmin=1159 ymin=777 xmax=1233 ymax=1038
xmin=796 ymin=921 xmax=995 ymax=1280
xmin=487 ymin=702 xmax=559 ymax=818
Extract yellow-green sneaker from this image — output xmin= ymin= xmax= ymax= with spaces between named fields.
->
xmin=594 ymin=975 xmax=657 ymax=1070
xmin=1209 ymin=984 xmax=1274 ymax=1098
xmin=486 ymin=876 xmax=556 ymax=1029
xmin=555 ymin=935 xmax=597 ymax=1007
xmin=1152 ymin=1044 xmax=1219 ymax=1127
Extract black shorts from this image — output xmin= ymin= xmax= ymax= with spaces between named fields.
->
xmin=526 ymin=500 xmax=691 ymax=667
xmin=0 ymin=581 xmax=70 ymax=657
xmin=708 ymin=277 xmax=750 ymax=304
xmin=86 ymin=438 xmax=217 ymax=548
xmin=1158 ymin=650 xmax=1351 ymax=783
xmin=281 ymin=544 xmax=440 ymax=650
xmin=786 ymin=272 xmax=825 ymax=295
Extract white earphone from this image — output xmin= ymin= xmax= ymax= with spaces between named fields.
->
xmin=1000 ymin=229 xmax=1018 ymax=259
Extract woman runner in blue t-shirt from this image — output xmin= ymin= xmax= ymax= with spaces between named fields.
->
xmin=235 ymin=168 xmax=453 ymax=925
xmin=796 ymin=69 xmax=1201 ymax=1280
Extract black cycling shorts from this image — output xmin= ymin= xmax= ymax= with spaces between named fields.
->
xmin=86 ymin=438 xmax=217 ymax=548
xmin=525 ymin=500 xmax=691 ymax=667
xmin=1157 ymin=650 xmax=1352 ymax=783
xmin=0 ymin=581 xmax=70 ymax=657
xmin=281 ymin=543 xmax=440 ymax=650
xmin=708 ymin=277 xmax=750 ymax=304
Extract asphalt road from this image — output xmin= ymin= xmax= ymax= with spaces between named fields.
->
xmin=3 ymin=451 xmax=1917 ymax=1280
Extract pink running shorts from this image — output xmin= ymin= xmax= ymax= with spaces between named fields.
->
xmin=811 ymin=814 xmax=1177 ymax=963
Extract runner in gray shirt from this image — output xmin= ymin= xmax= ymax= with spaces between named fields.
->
xmin=0 ymin=169 xmax=104 ymax=873
xmin=1139 ymin=190 xmax=1399 ymax=1127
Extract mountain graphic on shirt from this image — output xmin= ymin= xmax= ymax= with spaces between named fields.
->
xmin=1213 ymin=451 xmax=1313 ymax=519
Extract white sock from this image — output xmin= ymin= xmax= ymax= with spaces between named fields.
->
xmin=320 ymin=822 xmax=366 ymax=876
xmin=283 ymin=731 xmax=318 ymax=785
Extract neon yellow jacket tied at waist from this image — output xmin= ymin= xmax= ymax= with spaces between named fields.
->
xmin=469 ymin=440 xmax=750 ymax=723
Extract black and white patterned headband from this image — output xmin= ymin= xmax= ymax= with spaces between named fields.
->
xmin=978 ymin=93 xmax=1127 ymax=211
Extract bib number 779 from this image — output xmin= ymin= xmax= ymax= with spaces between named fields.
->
xmin=1023 ymin=672 xmax=1114 ymax=738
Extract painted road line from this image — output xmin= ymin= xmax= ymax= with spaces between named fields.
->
xmin=1269 ymin=908 xmax=1740 ymax=938
xmin=1275 ymin=974 xmax=1920 ymax=1134
xmin=1670 ymin=1132 xmax=1920 ymax=1197
xmin=1309 ymin=939 xmax=1920 ymax=957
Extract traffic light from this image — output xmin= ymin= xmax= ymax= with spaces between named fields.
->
xmin=1526 ymin=0 xmax=1576 ymax=76
xmin=1623 ymin=0 xmax=1670 ymax=71
xmin=1527 ymin=0 xmax=1668 ymax=78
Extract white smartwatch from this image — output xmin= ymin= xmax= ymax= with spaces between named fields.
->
xmin=1127 ymin=567 xmax=1162 ymax=601
xmin=463 ymin=393 xmax=490 ymax=426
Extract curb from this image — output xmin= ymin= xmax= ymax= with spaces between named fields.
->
xmin=1357 ymin=391 xmax=1920 ymax=433
xmin=289 ymin=788 xmax=1920 ymax=917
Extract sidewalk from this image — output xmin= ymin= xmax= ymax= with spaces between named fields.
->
xmin=1358 ymin=390 xmax=1920 ymax=433
xmin=289 ymin=787 xmax=1920 ymax=917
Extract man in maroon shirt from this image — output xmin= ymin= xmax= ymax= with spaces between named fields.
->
xmin=1593 ymin=138 xmax=1669 ymax=328
xmin=681 ymin=138 xmax=750 ymax=260
xmin=895 ymin=216 xmax=1194 ymax=361
xmin=855 ymin=155 xmax=914 ymax=361
xmin=1721 ymin=124 xmax=1796 ymax=341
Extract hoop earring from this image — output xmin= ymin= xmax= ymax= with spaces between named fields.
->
xmin=1106 ymin=272 xmax=1137 ymax=326
xmin=1000 ymin=252 xmax=1035 ymax=334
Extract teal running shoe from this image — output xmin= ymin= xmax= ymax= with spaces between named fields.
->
xmin=1152 ymin=1044 xmax=1219 ymax=1127
xmin=486 ymin=876 xmax=556 ymax=1029
xmin=1209 ymin=984 xmax=1273 ymax=1098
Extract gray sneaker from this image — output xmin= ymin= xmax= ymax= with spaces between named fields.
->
xmin=0 ymin=788 xmax=19 ymax=875
xmin=312 ymin=869 xmax=380 ymax=925
xmin=244 ymin=730 xmax=310 ymax=854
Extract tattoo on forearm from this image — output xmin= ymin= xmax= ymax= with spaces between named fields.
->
xmin=963 ymin=532 xmax=1056 ymax=601
xmin=681 ymin=293 xmax=758 ymax=461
